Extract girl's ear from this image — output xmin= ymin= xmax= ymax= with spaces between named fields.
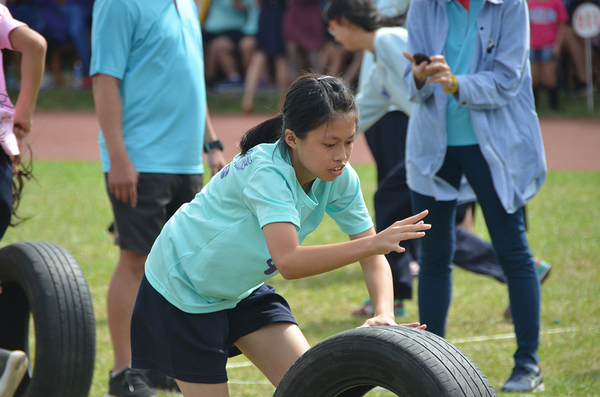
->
xmin=285 ymin=129 xmax=299 ymax=149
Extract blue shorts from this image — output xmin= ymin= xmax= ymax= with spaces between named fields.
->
xmin=530 ymin=46 xmax=554 ymax=62
xmin=131 ymin=276 xmax=297 ymax=384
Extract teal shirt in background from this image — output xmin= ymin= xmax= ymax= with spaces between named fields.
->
xmin=445 ymin=0 xmax=483 ymax=146
xmin=145 ymin=141 xmax=374 ymax=314
xmin=202 ymin=0 xmax=259 ymax=36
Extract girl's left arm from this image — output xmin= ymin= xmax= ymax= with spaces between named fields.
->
xmin=9 ymin=26 xmax=46 ymax=139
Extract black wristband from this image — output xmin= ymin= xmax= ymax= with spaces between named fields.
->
xmin=203 ymin=139 xmax=224 ymax=153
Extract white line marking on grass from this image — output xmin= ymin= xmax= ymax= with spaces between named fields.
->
xmin=226 ymin=327 xmax=590 ymax=385
xmin=450 ymin=327 xmax=581 ymax=344
xmin=227 ymin=362 xmax=253 ymax=368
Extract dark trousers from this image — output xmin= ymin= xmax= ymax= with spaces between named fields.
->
xmin=364 ymin=112 xmax=508 ymax=300
xmin=411 ymin=145 xmax=540 ymax=368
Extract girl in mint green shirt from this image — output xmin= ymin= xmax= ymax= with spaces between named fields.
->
xmin=131 ymin=75 xmax=430 ymax=395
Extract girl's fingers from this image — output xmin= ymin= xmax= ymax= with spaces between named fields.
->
xmin=397 ymin=210 xmax=429 ymax=225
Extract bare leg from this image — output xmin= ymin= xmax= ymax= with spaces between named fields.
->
xmin=541 ymin=60 xmax=558 ymax=87
xmin=175 ymin=380 xmax=229 ymax=397
xmin=342 ymin=50 xmax=363 ymax=86
xmin=242 ymin=50 xmax=267 ymax=113
xmin=212 ymin=36 xmax=240 ymax=80
xmin=563 ymin=26 xmax=588 ymax=83
xmin=235 ymin=322 xmax=310 ymax=387
xmin=541 ymin=60 xmax=559 ymax=109
xmin=107 ymin=249 xmax=147 ymax=371
xmin=306 ymin=49 xmax=320 ymax=74
xmin=286 ymin=41 xmax=300 ymax=81
xmin=530 ymin=61 xmax=542 ymax=87
xmin=274 ymin=54 xmax=290 ymax=111
xmin=238 ymin=35 xmax=257 ymax=76
xmin=204 ymin=41 xmax=218 ymax=82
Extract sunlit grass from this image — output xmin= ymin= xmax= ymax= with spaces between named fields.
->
xmin=2 ymin=162 xmax=598 ymax=396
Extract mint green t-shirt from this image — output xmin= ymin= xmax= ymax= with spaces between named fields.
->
xmin=145 ymin=141 xmax=374 ymax=314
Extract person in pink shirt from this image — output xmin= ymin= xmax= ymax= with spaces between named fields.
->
xmin=0 ymin=5 xmax=46 ymax=396
xmin=0 ymin=4 xmax=46 ymax=239
xmin=528 ymin=0 xmax=569 ymax=110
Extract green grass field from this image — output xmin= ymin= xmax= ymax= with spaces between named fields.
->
xmin=1 ymin=161 xmax=598 ymax=396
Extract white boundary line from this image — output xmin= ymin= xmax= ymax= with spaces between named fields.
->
xmin=450 ymin=327 xmax=582 ymax=344
xmin=227 ymin=327 xmax=586 ymax=372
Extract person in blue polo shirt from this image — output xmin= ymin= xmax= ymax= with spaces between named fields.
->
xmin=130 ymin=75 xmax=430 ymax=396
xmin=402 ymin=0 xmax=547 ymax=391
xmin=91 ymin=0 xmax=227 ymax=395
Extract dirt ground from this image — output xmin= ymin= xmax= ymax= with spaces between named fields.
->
xmin=24 ymin=111 xmax=600 ymax=171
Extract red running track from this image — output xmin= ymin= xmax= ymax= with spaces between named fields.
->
xmin=23 ymin=112 xmax=600 ymax=171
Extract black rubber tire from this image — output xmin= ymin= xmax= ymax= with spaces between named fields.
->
xmin=274 ymin=325 xmax=497 ymax=397
xmin=0 ymin=241 xmax=96 ymax=397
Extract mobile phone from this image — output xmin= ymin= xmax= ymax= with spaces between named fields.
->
xmin=413 ymin=53 xmax=431 ymax=65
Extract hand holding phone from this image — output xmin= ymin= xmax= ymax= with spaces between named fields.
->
xmin=413 ymin=53 xmax=431 ymax=65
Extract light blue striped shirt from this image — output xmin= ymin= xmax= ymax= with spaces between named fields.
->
xmin=403 ymin=0 xmax=547 ymax=213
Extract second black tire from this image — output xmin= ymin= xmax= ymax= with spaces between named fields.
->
xmin=274 ymin=325 xmax=496 ymax=397
xmin=0 ymin=241 xmax=96 ymax=397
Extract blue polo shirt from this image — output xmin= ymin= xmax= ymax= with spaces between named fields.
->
xmin=145 ymin=141 xmax=374 ymax=314
xmin=445 ymin=0 xmax=483 ymax=146
xmin=90 ymin=0 xmax=206 ymax=174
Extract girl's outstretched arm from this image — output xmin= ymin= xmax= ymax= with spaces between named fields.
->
xmin=262 ymin=210 xmax=430 ymax=280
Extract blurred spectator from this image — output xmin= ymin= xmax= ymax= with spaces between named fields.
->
xmin=242 ymin=0 xmax=289 ymax=113
xmin=59 ymin=0 xmax=93 ymax=88
xmin=203 ymin=0 xmax=259 ymax=90
xmin=318 ymin=40 xmax=362 ymax=87
xmin=528 ymin=0 xmax=569 ymax=110
xmin=284 ymin=0 xmax=325 ymax=80
xmin=6 ymin=0 xmax=92 ymax=89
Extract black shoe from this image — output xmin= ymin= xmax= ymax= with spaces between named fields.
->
xmin=501 ymin=363 xmax=544 ymax=392
xmin=108 ymin=367 xmax=157 ymax=397
xmin=0 ymin=349 xmax=28 ymax=397
xmin=142 ymin=369 xmax=181 ymax=393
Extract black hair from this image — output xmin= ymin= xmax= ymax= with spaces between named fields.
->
xmin=323 ymin=0 xmax=406 ymax=31
xmin=8 ymin=151 xmax=35 ymax=229
xmin=239 ymin=74 xmax=357 ymax=155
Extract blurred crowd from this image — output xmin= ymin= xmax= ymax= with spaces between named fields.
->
xmin=1 ymin=0 xmax=599 ymax=111
xmin=3 ymin=0 xmax=93 ymax=89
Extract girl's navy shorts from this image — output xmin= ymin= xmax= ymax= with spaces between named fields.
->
xmin=131 ymin=276 xmax=297 ymax=384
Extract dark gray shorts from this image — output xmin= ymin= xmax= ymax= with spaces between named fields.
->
xmin=106 ymin=173 xmax=203 ymax=255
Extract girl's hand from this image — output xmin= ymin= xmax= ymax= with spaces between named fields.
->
xmin=359 ymin=313 xmax=397 ymax=328
xmin=373 ymin=210 xmax=431 ymax=255
xmin=398 ymin=322 xmax=427 ymax=330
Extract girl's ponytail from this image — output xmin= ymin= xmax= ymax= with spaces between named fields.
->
xmin=239 ymin=114 xmax=284 ymax=155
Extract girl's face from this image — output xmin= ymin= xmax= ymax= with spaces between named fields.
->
xmin=329 ymin=18 xmax=360 ymax=51
xmin=286 ymin=113 xmax=357 ymax=192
